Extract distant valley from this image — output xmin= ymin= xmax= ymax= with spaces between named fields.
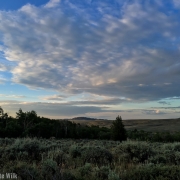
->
xmin=67 ymin=117 xmax=180 ymax=132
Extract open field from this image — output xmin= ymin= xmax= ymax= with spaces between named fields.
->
xmin=69 ymin=118 xmax=180 ymax=132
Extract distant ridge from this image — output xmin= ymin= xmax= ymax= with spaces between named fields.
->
xmin=69 ymin=118 xmax=180 ymax=132
xmin=72 ymin=117 xmax=97 ymax=120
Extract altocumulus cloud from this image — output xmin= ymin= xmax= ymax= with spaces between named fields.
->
xmin=0 ymin=0 xmax=180 ymax=103
xmin=42 ymin=94 xmax=130 ymax=105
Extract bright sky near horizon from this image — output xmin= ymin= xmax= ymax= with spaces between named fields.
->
xmin=0 ymin=0 xmax=180 ymax=119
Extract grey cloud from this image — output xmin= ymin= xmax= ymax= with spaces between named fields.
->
xmin=0 ymin=0 xmax=180 ymax=102
xmin=158 ymin=101 xmax=171 ymax=105
xmin=0 ymin=100 xmax=131 ymax=118
xmin=173 ymin=0 xmax=180 ymax=8
xmin=0 ymin=100 xmax=21 ymax=104
xmin=0 ymin=64 xmax=9 ymax=71
xmin=168 ymin=97 xmax=180 ymax=100
xmin=1 ymin=99 xmax=176 ymax=119
xmin=66 ymin=98 xmax=129 ymax=105
xmin=142 ymin=109 xmax=168 ymax=115
xmin=151 ymin=106 xmax=180 ymax=109
xmin=43 ymin=95 xmax=130 ymax=105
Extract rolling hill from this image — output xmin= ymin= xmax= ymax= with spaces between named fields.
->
xmin=69 ymin=118 xmax=180 ymax=132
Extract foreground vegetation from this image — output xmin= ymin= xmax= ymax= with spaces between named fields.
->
xmin=1 ymin=138 xmax=180 ymax=180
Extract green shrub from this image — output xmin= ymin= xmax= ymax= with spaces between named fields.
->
xmin=61 ymin=171 xmax=76 ymax=180
xmin=22 ymin=139 xmax=42 ymax=156
xmin=48 ymin=150 xmax=68 ymax=168
xmin=81 ymin=146 xmax=113 ymax=166
xmin=0 ymin=138 xmax=15 ymax=146
xmin=41 ymin=159 xmax=60 ymax=179
xmin=7 ymin=161 xmax=39 ymax=180
xmin=2 ymin=138 xmax=180 ymax=180
xmin=108 ymin=171 xmax=120 ymax=180
xmin=120 ymin=164 xmax=180 ymax=180
xmin=70 ymin=145 xmax=81 ymax=158
xmin=115 ymin=141 xmax=154 ymax=163
xmin=78 ymin=163 xmax=92 ymax=177
xmin=94 ymin=166 xmax=110 ymax=180
xmin=149 ymin=154 xmax=167 ymax=164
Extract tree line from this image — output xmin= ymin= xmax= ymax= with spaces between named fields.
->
xmin=0 ymin=107 xmax=127 ymax=141
xmin=1 ymin=106 xmax=180 ymax=142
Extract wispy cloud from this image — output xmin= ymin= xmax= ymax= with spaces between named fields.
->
xmin=42 ymin=93 xmax=131 ymax=105
xmin=44 ymin=0 xmax=61 ymax=8
xmin=0 ymin=94 xmax=26 ymax=99
xmin=0 ymin=76 xmax=7 ymax=84
xmin=151 ymin=106 xmax=180 ymax=109
xmin=42 ymin=94 xmax=68 ymax=101
xmin=173 ymin=0 xmax=180 ymax=8
xmin=142 ymin=109 xmax=168 ymax=115
xmin=158 ymin=101 xmax=171 ymax=105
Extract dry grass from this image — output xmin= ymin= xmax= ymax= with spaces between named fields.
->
xmin=69 ymin=118 xmax=180 ymax=132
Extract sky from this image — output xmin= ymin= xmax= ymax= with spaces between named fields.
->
xmin=0 ymin=0 xmax=180 ymax=120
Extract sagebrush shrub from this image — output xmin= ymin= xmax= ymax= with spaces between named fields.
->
xmin=120 ymin=164 xmax=180 ymax=180
xmin=1 ymin=138 xmax=180 ymax=180
xmin=108 ymin=170 xmax=120 ymax=180
xmin=70 ymin=145 xmax=81 ymax=158
xmin=81 ymin=146 xmax=113 ymax=166
xmin=114 ymin=141 xmax=154 ymax=163
xmin=41 ymin=159 xmax=60 ymax=180
xmin=61 ymin=171 xmax=76 ymax=180
xmin=48 ymin=150 xmax=68 ymax=168
xmin=94 ymin=166 xmax=110 ymax=180
xmin=8 ymin=161 xmax=39 ymax=180
xmin=78 ymin=163 xmax=92 ymax=177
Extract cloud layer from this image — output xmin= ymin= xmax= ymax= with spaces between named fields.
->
xmin=0 ymin=99 xmax=178 ymax=119
xmin=0 ymin=99 xmax=131 ymax=118
xmin=0 ymin=0 xmax=180 ymax=114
